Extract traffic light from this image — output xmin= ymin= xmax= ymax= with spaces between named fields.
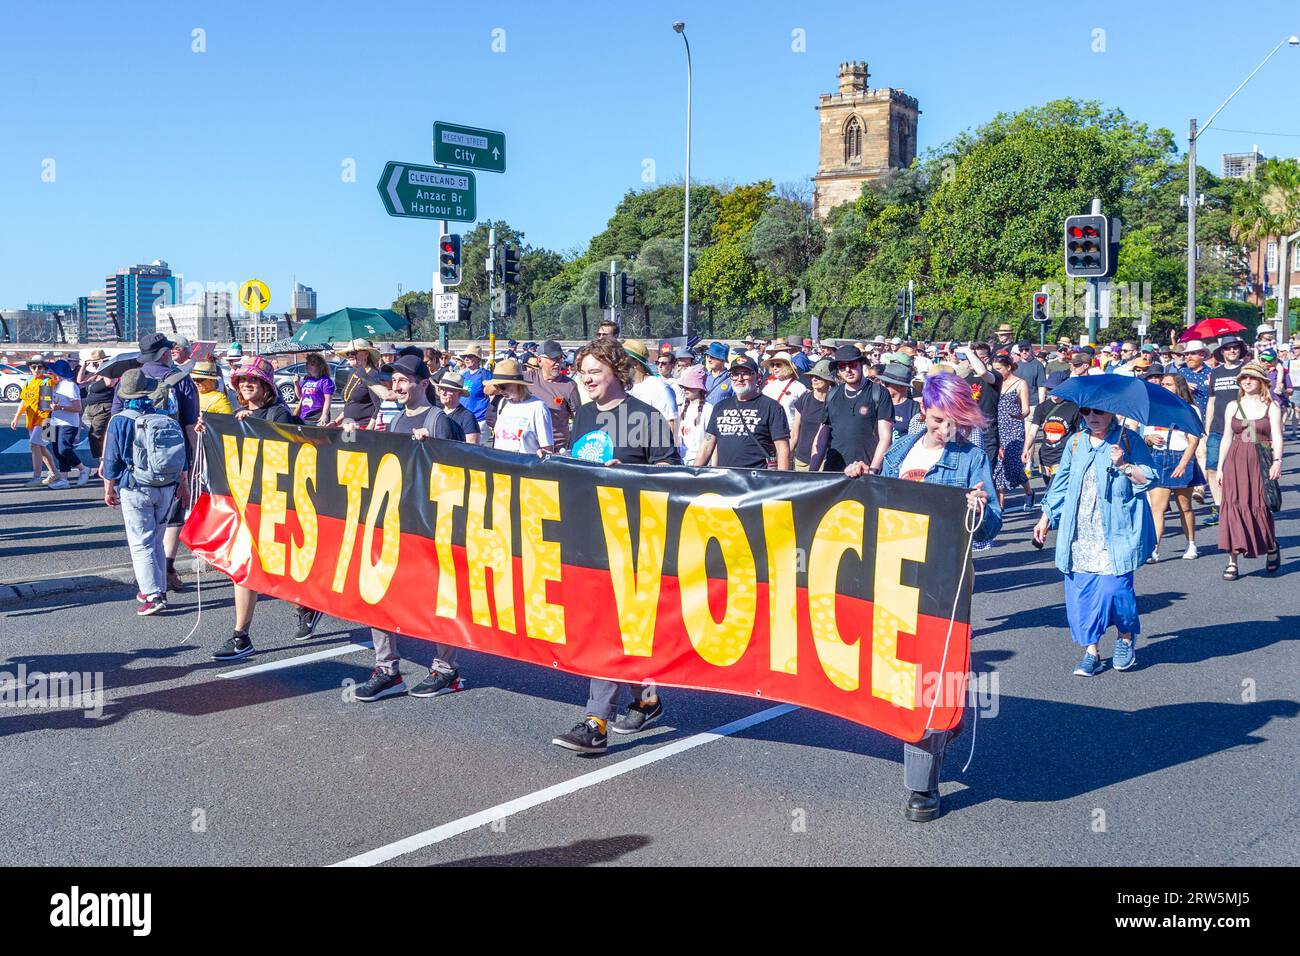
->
xmin=439 ymin=234 xmax=462 ymax=286
xmin=502 ymin=245 xmax=521 ymax=285
xmin=913 ymin=313 xmax=924 ymax=329
xmin=619 ymin=273 xmax=637 ymax=308
xmin=504 ymin=290 xmax=518 ymax=317
xmin=895 ymin=290 xmax=906 ymax=315
xmin=598 ymin=272 xmax=611 ymax=310
xmin=1064 ymin=215 xmax=1110 ymax=277
xmin=457 ymin=295 xmax=472 ymax=323
xmin=1032 ymin=292 xmax=1049 ymax=323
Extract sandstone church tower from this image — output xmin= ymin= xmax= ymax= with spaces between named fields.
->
xmin=812 ymin=60 xmax=921 ymax=220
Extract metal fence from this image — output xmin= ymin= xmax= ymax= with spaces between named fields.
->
xmin=391 ymin=301 xmax=1171 ymax=346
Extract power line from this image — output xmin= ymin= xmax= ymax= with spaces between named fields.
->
xmin=1203 ymin=126 xmax=1300 ymax=138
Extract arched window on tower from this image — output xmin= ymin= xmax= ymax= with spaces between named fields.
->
xmin=844 ymin=117 xmax=862 ymax=165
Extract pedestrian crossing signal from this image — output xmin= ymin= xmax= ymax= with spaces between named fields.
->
xmin=1032 ymin=292 xmax=1049 ymax=323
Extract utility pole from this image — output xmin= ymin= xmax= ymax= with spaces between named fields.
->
xmin=487 ymin=227 xmax=497 ymax=365
xmin=1186 ymin=118 xmax=1198 ymax=328
xmin=906 ymin=279 xmax=914 ymax=338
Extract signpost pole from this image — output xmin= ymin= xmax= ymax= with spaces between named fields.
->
xmin=435 ymin=219 xmax=448 ymax=352
xmin=488 ymin=228 xmax=497 ymax=369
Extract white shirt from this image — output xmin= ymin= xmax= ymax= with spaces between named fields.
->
xmin=1142 ymin=424 xmax=1188 ymax=453
xmin=898 ymin=438 xmax=944 ymax=481
xmin=762 ymin=376 xmax=807 ymax=430
xmin=493 ymin=396 xmax=553 ymax=454
xmin=677 ymin=399 xmax=713 ymax=463
xmin=631 ymin=375 xmax=678 ymax=425
xmin=51 ymin=379 xmax=81 ymax=428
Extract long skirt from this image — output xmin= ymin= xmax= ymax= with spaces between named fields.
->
xmin=1063 ymin=570 xmax=1140 ymax=647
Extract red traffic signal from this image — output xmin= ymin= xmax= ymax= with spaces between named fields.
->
xmin=1064 ymin=214 xmax=1110 ymax=277
xmin=439 ymin=234 xmax=462 ymax=286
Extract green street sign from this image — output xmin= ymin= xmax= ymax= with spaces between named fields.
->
xmin=377 ymin=162 xmax=476 ymax=222
xmin=433 ymin=122 xmax=506 ymax=173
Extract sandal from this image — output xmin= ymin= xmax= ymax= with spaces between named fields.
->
xmin=1266 ymin=548 xmax=1280 ymax=574
xmin=1223 ymin=563 xmax=1239 ymax=581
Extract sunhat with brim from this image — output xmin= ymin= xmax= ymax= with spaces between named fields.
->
xmin=231 ymin=356 xmax=276 ymax=390
xmin=489 ymin=358 xmax=528 ymax=385
xmin=622 ymin=339 xmax=655 ymax=372
xmin=49 ymin=360 xmax=74 ymax=379
xmin=879 ymin=362 xmax=914 ymax=389
xmin=678 ymin=365 xmax=708 ymax=391
xmin=1214 ymin=336 xmax=1246 ymax=356
xmin=87 ymin=349 xmax=108 ymax=362
xmin=1181 ymin=339 xmax=1208 ymax=353
xmin=191 ymin=361 xmax=222 ymax=381
xmin=434 ymin=372 xmax=470 ymax=395
xmin=706 ymin=342 xmax=729 ymax=362
xmin=459 ymin=345 xmax=483 ymax=359
xmin=763 ymin=351 xmax=796 ymax=369
xmin=117 ymin=368 xmax=165 ymax=402
xmin=809 ymin=359 xmax=837 ymax=383
xmin=1237 ymin=362 xmax=1271 ymax=385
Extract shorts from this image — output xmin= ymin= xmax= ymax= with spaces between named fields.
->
xmin=28 ymin=425 xmax=49 ymax=448
xmin=1204 ymin=431 xmax=1222 ymax=470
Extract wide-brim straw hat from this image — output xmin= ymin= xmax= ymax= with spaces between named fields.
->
xmin=490 ymin=358 xmax=528 ymax=385
xmin=1237 ymin=361 xmax=1270 ymax=385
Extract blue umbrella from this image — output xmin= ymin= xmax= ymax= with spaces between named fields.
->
xmin=1051 ymin=373 xmax=1203 ymax=434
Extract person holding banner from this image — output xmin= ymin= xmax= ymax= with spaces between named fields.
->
xmin=554 ymin=338 xmax=680 ymax=754
xmin=490 ymin=360 xmax=555 ymax=455
xmin=847 ymin=371 xmax=1000 ymax=822
xmin=693 ymin=356 xmax=791 ymax=470
xmin=1033 ymin=407 xmax=1156 ymax=677
xmin=202 ymin=358 xmax=305 ymax=660
xmin=350 ymin=354 xmax=469 ymax=701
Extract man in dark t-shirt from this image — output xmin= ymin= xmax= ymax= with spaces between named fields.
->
xmin=822 ymin=345 xmax=892 ymax=473
xmin=695 ymin=357 xmax=790 ymax=469
xmin=960 ymin=342 xmax=1002 ymax=459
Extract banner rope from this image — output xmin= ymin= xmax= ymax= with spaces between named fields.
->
xmin=922 ymin=495 xmax=984 ymax=773
xmin=179 ymin=437 xmax=209 ymax=646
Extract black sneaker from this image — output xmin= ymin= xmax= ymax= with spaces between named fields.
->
xmin=610 ymin=698 xmax=664 ymax=735
xmin=353 ymin=668 xmax=407 ymax=701
xmin=408 ymin=669 xmax=464 ymax=698
xmin=213 ymin=631 xmax=254 ymax=661
xmin=551 ymin=717 xmax=607 ymax=754
xmin=904 ymin=789 xmax=941 ymax=823
xmin=293 ymin=606 xmax=323 ymax=641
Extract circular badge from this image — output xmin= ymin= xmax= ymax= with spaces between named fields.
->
xmin=571 ymin=430 xmax=614 ymax=463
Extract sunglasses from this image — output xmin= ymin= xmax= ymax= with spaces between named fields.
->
xmin=656 ymin=359 xmax=672 ymax=366
xmin=1079 ymin=407 xmax=1109 ymax=416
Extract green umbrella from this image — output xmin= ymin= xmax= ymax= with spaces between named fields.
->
xmin=289 ymin=307 xmax=409 ymax=347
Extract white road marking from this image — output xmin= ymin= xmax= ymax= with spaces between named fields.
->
xmin=218 ymin=641 xmax=373 ymax=679
xmin=2 ymin=437 xmax=90 ymax=455
xmin=331 ymin=703 xmax=800 ymax=867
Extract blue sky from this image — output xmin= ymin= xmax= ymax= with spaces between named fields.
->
xmin=1 ymin=0 xmax=1297 ymax=314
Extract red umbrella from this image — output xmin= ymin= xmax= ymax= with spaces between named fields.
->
xmin=1180 ymin=317 xmax=1246 ymax=341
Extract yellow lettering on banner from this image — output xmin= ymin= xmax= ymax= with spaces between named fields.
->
xmin=871 ymin=508 xmax=927 ymax=708
xmin=596 ymin=487 xmax=668 ymax=657
xmin=256 ymin=440 xmax=289 ymax=576
xmin=428 ymin=463 xmax=465 ymax=620
xmin=222 ymin=434 xmax=260 ymax=566
xmin=332 ymin=450 xmax=369 ymax=594
xmin=289 ymin=444 xmax=318 ymax=583
xmin=808 ymin=500 xmax=864 ymax=691
xmin=465 ymin=470 xmax=515 ymax=634
xmin=358 ymin=453 xmax=402 ymax=605
xmin=519 ymin=477 xmax=565 ymax=644
xmin=677 ymin=494 xmax=756 ymax=668
xmin=762 ymin=499 xmax=798 ymax=675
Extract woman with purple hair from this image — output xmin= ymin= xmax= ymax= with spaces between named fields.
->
xmin=845 ymin=372 xmax=1001 ymax=823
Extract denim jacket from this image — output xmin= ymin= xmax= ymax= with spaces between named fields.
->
xmin=880 ymin=430 xmax=1002 ymax=545
xmin=1040 ymin=422 xmax=1156 ymax=575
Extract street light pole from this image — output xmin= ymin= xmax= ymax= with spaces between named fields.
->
xmin=1185 ymin=35 xmax=1298 ymax=327
xmin=674 ymin=21 xmax=691 ymax=336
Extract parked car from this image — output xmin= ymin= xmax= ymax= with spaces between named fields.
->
xmin=273 ymin=359 xmax=348 ymax=408
xmin=1 ymin=366 xmax=32 ymax=403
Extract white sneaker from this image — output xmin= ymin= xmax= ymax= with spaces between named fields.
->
xmin=1146 ymin=547 xmax=1159 ymax=564
xmin=47 ymin=479 xmax=70 ymax=490
xmin=1182 ymin=544 xmax=1199 ymax=560
xmin=41 ymin=473 xmax=58 ymax=486
xmin=75 ymin=466 xmax=89 ymax=487
xmin=22 ymin=476 xmax=45 ymax=488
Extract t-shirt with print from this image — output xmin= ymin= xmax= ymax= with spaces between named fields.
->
xmin=965 ymin=370 xmax=1002 ymax=447
xmin=823 ymin=381 xmax=893 ymax=472
xmin=1033 ymin=397 xmax=1080 ymax=469
xmin=340 ymin=367 xmax=379 ymax=423
xmin=676 ymin=399 xmax=713 ymax=464
xmin=891 ymin=397 xmax=919 ymax=440
xmin=298 ymin=375 xmax=335 ymax=422
xmin=525 ymin=370 xmax=580 ymax=450
xmin=705 ymin=394 xmax=790 ymax=469
xmin=898 ymin=439 xmax=943 ymax=482
xmin=492 ymin=397 xmax=554 ymax=454
xmin=1207 ymin=364 xmax=1243 ymax=435
xmin=570 ymin=395 xmax=679 ymax=466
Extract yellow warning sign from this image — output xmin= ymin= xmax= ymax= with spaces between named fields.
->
xmin=239 ymin=279 xmax=271 ymax=313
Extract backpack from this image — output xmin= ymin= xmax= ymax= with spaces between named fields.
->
xmin=117 ymin=409 xmax=187 ymax=487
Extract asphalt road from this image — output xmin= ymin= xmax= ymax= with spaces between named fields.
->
xmin=1 ymin=427 xmax=1296 ymax=866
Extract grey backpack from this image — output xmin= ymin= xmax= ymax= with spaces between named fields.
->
xmin=117 ymin=409 xmax=187 ymax=486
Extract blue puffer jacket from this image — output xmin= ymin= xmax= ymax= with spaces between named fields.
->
xmin=880 ymin=430 xmax=1002 ymax=545
xmin=1039 ymin=422 xmax=1156 ymax=575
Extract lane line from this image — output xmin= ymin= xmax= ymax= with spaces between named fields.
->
xmin=218 ymin=641 xmax=373 ymax=679
xmin=331 ymin=703 xmax=800 ymax=867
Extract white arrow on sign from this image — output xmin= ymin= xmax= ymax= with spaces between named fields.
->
xmin=492 ymin=147 xmax=500 ymax=161
xmin=386 ymin=165 xmax=405 ymax=214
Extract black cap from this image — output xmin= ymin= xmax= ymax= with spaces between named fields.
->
xmin=1045 ymin=369 xmax=1070 ymax=388
xmin=138 ymin=332 xmax=174 ymax=356
xmin=381 ymin=354 xmax=428 ymax=381
xmin=729 ymin=356 xmax=760 ymax=375
xmin=396 ymin=345 xmax=424 ymax=359
xmin=832 ymin=344 xmax=863 ymax=364
xmin=539 ymin=340 xmax=565 ymax=361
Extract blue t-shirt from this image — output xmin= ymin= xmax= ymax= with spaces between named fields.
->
xmin=461 ymin=367 xmax=491 ymax=421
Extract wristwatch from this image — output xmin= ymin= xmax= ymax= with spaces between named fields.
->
xmin=1122 ymin=464 xmax=1134 ymax=478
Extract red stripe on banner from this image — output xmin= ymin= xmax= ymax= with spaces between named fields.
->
xmin=184 ymin=492 xmax=969 ymax=741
